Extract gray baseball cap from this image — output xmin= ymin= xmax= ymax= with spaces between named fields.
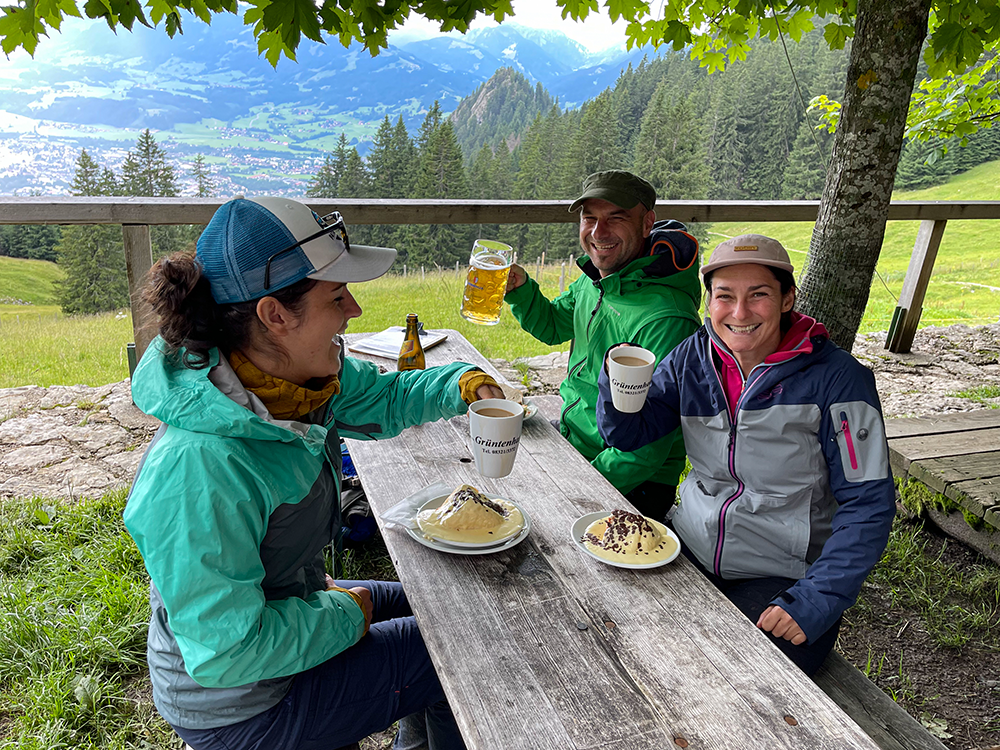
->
xmin=701 ymin=234 xmax=795 ymax=276
xmin=569 ymin=170 xmax=657 ymax=213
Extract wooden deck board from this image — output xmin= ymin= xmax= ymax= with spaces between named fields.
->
xmin=885 ymin=409 xmax=1000 ymax=439
xmin=887 ymin=409 xmax=1000 ymax=530
xmin=908 ymin=452 xmax=1000 ymax=493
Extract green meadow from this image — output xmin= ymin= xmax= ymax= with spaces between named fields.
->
xmin=710 ymin=159 xmax=1000 ymax=332
xmin=2 ymin=161 xmax=1000 ymax=389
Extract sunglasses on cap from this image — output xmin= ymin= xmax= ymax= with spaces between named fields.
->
xmin=263 ymin=210 xmax=351 ymax=291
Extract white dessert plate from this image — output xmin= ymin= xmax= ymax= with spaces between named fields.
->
xmin=571 ymin=511 xmax=681 ymax=570
xmin=522 ymin=399 xmax=539 ymax=420
xmin=410 ymin=495 xmax=531 ymax=553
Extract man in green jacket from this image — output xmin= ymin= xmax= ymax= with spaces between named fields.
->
xmin=504 ymin=170 xmax=701 ymax=520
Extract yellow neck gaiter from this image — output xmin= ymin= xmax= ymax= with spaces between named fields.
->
xmin=228 ymin=350 xmax=340 ymax=420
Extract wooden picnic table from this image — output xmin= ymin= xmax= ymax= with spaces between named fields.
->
xmin=342 ymin=328 xmax=881 ymax=750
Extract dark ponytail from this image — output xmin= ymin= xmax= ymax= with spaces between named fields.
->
xmin=144 ymin=251 xmax=318 ymax=370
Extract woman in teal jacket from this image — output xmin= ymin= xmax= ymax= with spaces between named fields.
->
xmin=125 ymin=197 xmax=499 ymax=749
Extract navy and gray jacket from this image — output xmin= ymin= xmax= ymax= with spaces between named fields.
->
xmin=597 ymin=314 xmax=896 ymax=642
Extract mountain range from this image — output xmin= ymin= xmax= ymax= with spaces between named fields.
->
xmin=0 ymin=15 xmax=651 ymax=196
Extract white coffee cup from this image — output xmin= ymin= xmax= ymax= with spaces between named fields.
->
xmin=468 ymin=398 xmax=524 ymax=478
xmin=608 ymin=346 xmax=657 ymax=413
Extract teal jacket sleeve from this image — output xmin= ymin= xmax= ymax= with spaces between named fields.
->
xmin=589 ymin=315 xmax=701 ymax=493
xmin=327 ymin=356 xmax=477 ymax=439
xmin=505 ymin=275 xmax=576 ymax=345
xmin=125 ymin=437 xmax=367 ymax=688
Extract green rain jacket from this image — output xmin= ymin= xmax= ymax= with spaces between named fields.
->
xmin=506 ymin=221 xmax=702 ymax=493
xmin=124 ymin=337 xmax=475 ymax=729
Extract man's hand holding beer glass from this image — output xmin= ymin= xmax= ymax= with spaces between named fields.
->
xmin=505 ymin=263 xmax=528 ymax=294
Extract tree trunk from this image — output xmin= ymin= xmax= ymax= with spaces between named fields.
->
xmin=797 ymin=0 xmax=931 ymax=351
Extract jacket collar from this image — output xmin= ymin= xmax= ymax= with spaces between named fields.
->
xmin=706 ymin=311 xmax=830 ymax=375
xmin=579 ymin=219 xmax=701 ymax=287
xmin=132 ymin=337 xmax=318 ymax=444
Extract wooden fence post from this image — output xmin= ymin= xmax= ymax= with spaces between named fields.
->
xmin=559 ymin=262 xmax=566 ymax=293
xmin=886 ymin=219 xmax=948 ymax=353
xmin=123 ymin=224 xmax=155 ymax=363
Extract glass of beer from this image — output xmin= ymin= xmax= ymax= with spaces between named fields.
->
xmin=460 ymin=239 xmax=513 ymax=326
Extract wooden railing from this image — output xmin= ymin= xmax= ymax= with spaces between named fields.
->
xmin=4 ymin=196 xmax=1000 ymax=358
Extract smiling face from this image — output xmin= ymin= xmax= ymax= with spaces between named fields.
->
xmin=707 ymin=264 xmax=795 ymax=375
xmin=578 ymin=198 xmax=655 ymax=277
xmin=272 ymin=280 xmax=362 ymax=386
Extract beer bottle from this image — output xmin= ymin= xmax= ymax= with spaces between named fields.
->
xmin=398 ymin=313 xmax=426 ymax=371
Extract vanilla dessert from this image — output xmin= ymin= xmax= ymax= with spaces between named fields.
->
xmin=417 ymin=484 xmax=523 ymax=544
xmin=582 ymin=509 xmax=677 ymax=563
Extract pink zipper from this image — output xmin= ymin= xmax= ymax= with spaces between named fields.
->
xmin=841 ymin=411 xmax=858 ymax=470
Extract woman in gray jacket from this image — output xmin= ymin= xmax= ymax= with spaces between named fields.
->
xmin=597 ymin=234 xmax=896 ymax=675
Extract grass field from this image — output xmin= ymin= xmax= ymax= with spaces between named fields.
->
xmin=709 ymin=159 xmax=1000 ymax=331
xmin=2 ymin=160 xmax=1000 ymax=389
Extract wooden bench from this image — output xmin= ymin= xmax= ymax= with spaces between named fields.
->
xmin=534 ymin=394 xmax=945 ymax=750
xmin=814 ymin=653 xmax=946 ymax=750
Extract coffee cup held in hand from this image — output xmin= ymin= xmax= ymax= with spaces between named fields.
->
xmin=607 ymin=346 xmax=656 ymax=413
xmin=468 ymin=398 xmax=524 ymax=477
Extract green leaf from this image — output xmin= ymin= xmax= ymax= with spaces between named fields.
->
xmin=33 ymin=508 xmax=51 ymax=525
xmin=808 ymin=94 xmax=841 ymax=133
xmin=256 ymin=28 xmax=288 ymax=66
xmin=823 ymin=21 xmax=850 ymax=49
xmin=784 ymin=8 xmax=815 ymax=42
xmin=146 ymin=0 xmax=173 ymax=23
xmin=82 ymin=0 xmax=113 ymax=21
xmin=560 ymin=0 xmax=598 ymax=21
xmin=930 ymin=21 xmax=985 ymax=73
xmin=700 ymin=50 xmax=727 ymax=73
xmin=189 ymin=0 xmax=212 ymax=25
xmin=606 ymin=0 xmax=648 ymax=24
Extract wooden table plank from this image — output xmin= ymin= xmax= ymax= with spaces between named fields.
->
xmin=341 ymin=329 xmax=880 ymax=750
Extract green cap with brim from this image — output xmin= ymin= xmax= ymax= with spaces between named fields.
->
xmin=569 ymin=170 xmax=657 ymax=213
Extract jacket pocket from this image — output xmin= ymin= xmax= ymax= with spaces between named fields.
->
xmin=829 ymin=400 xmax=889 ymax=483
xmin=719 ymin=489 xmax=812 ymax=580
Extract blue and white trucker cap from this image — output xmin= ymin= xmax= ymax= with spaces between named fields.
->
xmin=196 ymin=196 xmax=397 ymax=304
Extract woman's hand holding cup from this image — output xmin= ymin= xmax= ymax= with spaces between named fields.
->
xmin=606 ymin=345 xmax=657 ymax=413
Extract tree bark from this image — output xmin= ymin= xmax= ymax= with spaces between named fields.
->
xmin=797 ymin=0 xmax=932 ymax=350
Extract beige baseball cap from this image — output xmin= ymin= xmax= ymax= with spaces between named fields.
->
xmin=701 ymin=234 xmax=794 ymax=276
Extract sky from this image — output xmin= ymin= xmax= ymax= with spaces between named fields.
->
xmin=0 ymin=0 xmax=632 ymax=66
xmin=389 ymin=0 xmax=631 ymax=52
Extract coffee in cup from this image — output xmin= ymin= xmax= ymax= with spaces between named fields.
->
xmin=607 ymin=346 xmax=657 ymax=413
